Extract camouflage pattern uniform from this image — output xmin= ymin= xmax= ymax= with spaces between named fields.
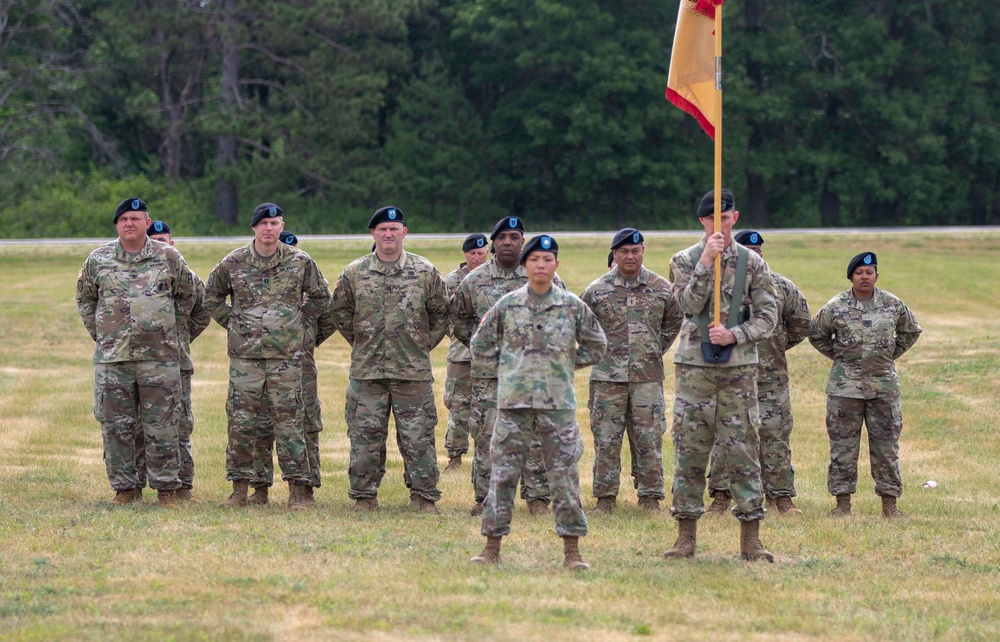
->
xmin=809 ymin=288 xmax=922 ymax=498
xmin=451 ymin=260 xmax=566 ymax=505
xmin=581 ymin=265 xmax=683 ymax=501
xmin=76 ymin=237 xmax=198 ymax=491
xmin=443 ymin=264 xmax=473 ymax=459
xmin=708 ymin=270 xmax=810 ymax=499
xmin=330 ymin=251 xmax=449 ymax=502
xmin=669 ymin=239 xmax=777 ymax=522
xmin=471 ymin=285 xmax=607 ymax=537
xmin=205 ymin=242 xmax=332 ymax=485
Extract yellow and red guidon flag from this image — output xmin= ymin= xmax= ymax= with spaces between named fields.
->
xmin=666 ymin=0 xmax=724 ymax=139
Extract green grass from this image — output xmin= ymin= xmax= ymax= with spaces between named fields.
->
xmin=1 ymin=231 xmax=999 ymax=641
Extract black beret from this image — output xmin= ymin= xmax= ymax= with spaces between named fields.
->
xmin=279 ymin=230 xmax=298 ymax=246
xmin=734 ymin=230 xmax=763 ymax=246
xmin=696 ymin=189 xmax=735 ymax=218
xmin=368 ymin=205 xmax=404 ymax=229
xmin=611 ymin=227 xmax=644 ymax=250
xmin=519 ymin=234 xmax=558 ymax=265
xmin=251 ymin=202 xmax=283 ymax=227
xmin=114 ymin=197 xmax=147 ymax=223
xmin=463 ymin=233 xmax=488 ymax=253
xmin=847 ymin=251 xmax=877 ymax=279
xmin=607 ymin=251 xmax=615 ymax=268
xmin=490 ymin=216 xmax=525 ymax=240
xmin=146 ymin=220 xmax=171 ymax=236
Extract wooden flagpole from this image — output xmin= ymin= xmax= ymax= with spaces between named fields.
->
xmin=712 ymin=5 xmax=723 ymax=327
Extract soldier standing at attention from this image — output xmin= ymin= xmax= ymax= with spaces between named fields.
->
xmin=451 ymin=216 xmax=560 ymax=517
xmin=76 ymin=198 xmax=198 ymax=506
xmin=663 ymin=189 xmax=778 ymax=562
xmin=809 ymin=252 xmax=922 ymax=518
xmin=705 ymin=230 xmax=811 ymax=517
xmin=442 ymin=233 xmax=490 ymax=472
xmin=330 ymin=206 xmax=450 ymax=513
xmin=581 ymin=228 xmax=682 ymax=514
xmin=205 ymin=203 xmax=332 ymax=511
xmin=470 ymin=235 xmax=607 ymax=569
xmin=145 ymin=220 xmax=211 ymax=501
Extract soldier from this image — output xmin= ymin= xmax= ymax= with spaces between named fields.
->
xmin=451 ymin=216 xmax=560 ymax=516
xmin=330 ymin=206 xmax=449 ymax=513
xmin=205 ymin=203 xmax=332 ymax=511
xmin=248 ymin=229 xmax=336 ymax=506
xmin=663 ymin=189 xmax=778 ymax=562
xmin=76 ymin=198 xmax=198 ymax=506
xmin=442 ymin=233 xmax=490 ymax=472
xmin=582 ymin=228 xmax=682 ymax=514
xmin=469 ymin=235 xmax=607 ymax=569
xmin=145 ymin=220 xmax=212 ymax=501
xmin=705 ymin=230 xmax=811 ymax=517
xmin=809 ymin=251 xmax=922 ymax=518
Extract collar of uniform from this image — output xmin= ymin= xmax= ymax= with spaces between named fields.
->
xmin=247 ymin=240 xmax=289 ymax=269
xmin=487 ymin=257 xmax=525 ymax=279
xmin=369 ymin=251 xmax=407 ymax=274
xmin=523 ymin=282 xmax=565 ymax=310
xmin=612 ymin=265 xmax=650 ymax=287
xmin=849 ymin=287 xmax=885 ymax=309
xmin=114 ymin=236 xmax=155 ymax=262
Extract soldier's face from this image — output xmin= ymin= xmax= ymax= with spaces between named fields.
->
xmin=149 ymin=233 xmax=173 ymax=245
xmin=746 ymin=245 xmax=762 ymax=257
xmin=464 ymin=247 xmax=489 ymax=271
xmin=850 ymin=265 xmax=878 ymax=297
xmin=524 ymin=251 xmax=558 ymax=287
xmin=613 ymin=244 xmax=644 ymax=278
xmin=372 ymin=222 xmax=407 ymax=254
xmin=699 ymin=209 xmax=739 ymax=240
xmin=494 ymin=230 xmax=524 ymax=268
xmin=253 ymin=217 xmax=284 ymax=245
xmin=116 ymin=211 xmax=149 ymax=244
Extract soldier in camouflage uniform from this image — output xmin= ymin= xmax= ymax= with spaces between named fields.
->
xmin=330 ymin=206 xmax=449 ymax=513
xmin=442 ymin=233 xmax=490 ymax=472
xmin=470 ymin=235 xmax=607 ymax=570
xmin=705 ymin=230 xmax=811 ymax=517
xmin=809 ymin=251 xmax=922 ymax=518
xmin=205 ymin=203 xmax=332 ymax=511
xmin=76 ymin=198 xmax=199 ymax=506
xmin=146 ymin=220 xmax=212 ymax=501
xmin=248 ymin=230 xmax=337 ymax=506
xmin=663 ymin=190 xmax=778 ymax=562
xmin=582 ymin=228 xmax=682 ymax=514
xmin=451 ymin=216 xmax=561 ymax=516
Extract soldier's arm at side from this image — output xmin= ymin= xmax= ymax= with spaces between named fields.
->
xmin=203 ymin=261 xmax=233 ymax=328
xmin=188 ymin=274 xmax=212 ymax=342
xmin=808 ymin=304 xmax=837 ymax=360
xmin=730 ymin=262 xmax=777 ymax=345
xmin=574 ymin=300 xmax=608 ymax=369
xmin=783 ymin=283 xmax=812 ymax=349
xmin=425 ymin=269 xmax=450 ymax=350
xmin=470 ymin=305 xmax=502 ymax=372
xmin=329 ymin=269 xmax=356 ymax=346
xmin=892 ymin=302 xmax=922 ymax=359
xmin=450 ymin=281 xmax=477 ymax=348
xmin=75 ymin=258 xmax=99 ymax=341
xmin=302 ymin=259 xmax=333 ymax=322
xmin=659 ymin=290 xmax=684 ymax=355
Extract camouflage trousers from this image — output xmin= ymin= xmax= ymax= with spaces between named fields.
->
xmin=134 ymin=369 xmax=195 ymax=489
xmin=226 ymin=357 xmax=310 ymax=484
xmin=826 ymin=395 xmax=903 ymax=498
xmin=707 ymin=381 xmax=796 ymax=498
xmin=345 ymin=378 xmax=441 ymax=502
xmin=670 ymin=364 xmax=765 ymax=522
xmin=252 ymin=351 xmax=322 ymax=488
xmin=93 ymin=361 xmax=182 ymax=491
xmin=470 ymin=378 xmax=550 ymax=504
xmin=482 ymin=409 xmax=587 ymax=538
xmin=443 ymin=361 xmax=472 ymax=458
xmin=588 ymin=381 xmax=666 ymax=500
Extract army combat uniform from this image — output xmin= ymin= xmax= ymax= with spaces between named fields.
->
xmin=809 ymin=287 xmax=921 ymax=499
xmin=443 ymin=264 xmax=474 ymax=460
xmin=581 ymin=265 xmax=682 ymax=504
xmin=77 ymin=237 xmax=198 ymax=493
xmin=330 ymin=251 xmax=449 ymax=503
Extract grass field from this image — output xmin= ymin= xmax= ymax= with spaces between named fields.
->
xmin=1 ymin=231 xmax=999 ymax=641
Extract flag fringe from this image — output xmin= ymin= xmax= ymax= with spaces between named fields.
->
xmin=666 ymin=88 xmax=716 ymax=140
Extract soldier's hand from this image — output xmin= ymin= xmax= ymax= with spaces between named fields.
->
xmin=708 ymin=323 xmax=737 ymax=346
xmin=699 ymin=233 xmax=726 ymax=267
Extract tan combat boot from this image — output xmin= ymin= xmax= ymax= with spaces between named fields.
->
xmin=410 ymin=495 xmax=440 ymax=514
xmin=111 ymin=488 xmax=142 ymax=506
xmin=527 ymin=499 xmax=549 ymax=516
xmin=562 ymin=536 xmax=590 ymax=571
xmin=157 ymin=489 xmax=179 ymax=507
xmin=288 ymin=482 xmax=309 ymax=511
xmin=830 ymin=494 xmax=851 ymax=517
xmin=663 ymin=519 xmax=697 ymax=558
xmin=353 ymin=497 xmax=379 ymax=512
xmin=470 ymin=536 xmax=503 ymax=564
xmin=881 ymin=496 xmax=907 ymax=519
xmin=774 ymin=497 xmax=803 ymax=516
xmin=637 ymin=497 xmax=661 ymax=513
xmin=470 ymin=502 xmax=485 ymax=516
xmin=219 ymin=480 xmax=249 ymax=507
xmin=739 ymin=519 xmax=774 ymax=562
xmin=302 ymin=485 xmax=316 ymax=506
xmin=445 ymin=455 xmax=463 ymax=472
xmin=175 ymin=488 xmax=199 ymax=503
xmin=590 ymin=497 xmax=615 ymax=515
xmin=705 ymin=490 xmax=731 ymax=517
xmin=247 ymin=485 xmax=269 ymax=506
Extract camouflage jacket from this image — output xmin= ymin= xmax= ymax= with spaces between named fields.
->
xmin=581 ymin=266 xmax=683 ymax=383
xmin=330 ymin=251 xmax=449 ymax=381
xmin=76 ymin=237 xmax=198 ymax=364
xmin=809 ymin=287 xmax=922 ymax=399
xmin=179 ymin=273 xmax=212 ymax=372
xmin=444 ymin=263 xmax=472 ymax=364
xmin=450 ymin=257 xmax=566 ymax=378
xmin=204 ymin=242 xmax=332 ymax=360
xmin=471 ymin=285 xmax=607 ymax=410
xmin=669 ymin=238 xmax=777 ymax=367
xmin=755 ymin=271 xmax=811 ymax=384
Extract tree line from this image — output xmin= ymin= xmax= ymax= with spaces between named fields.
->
xmin=1 ymin=0 xmax=998 ymax=238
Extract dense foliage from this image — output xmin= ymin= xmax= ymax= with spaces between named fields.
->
xmin=1 ymin=0 xmax=997 ymax=237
